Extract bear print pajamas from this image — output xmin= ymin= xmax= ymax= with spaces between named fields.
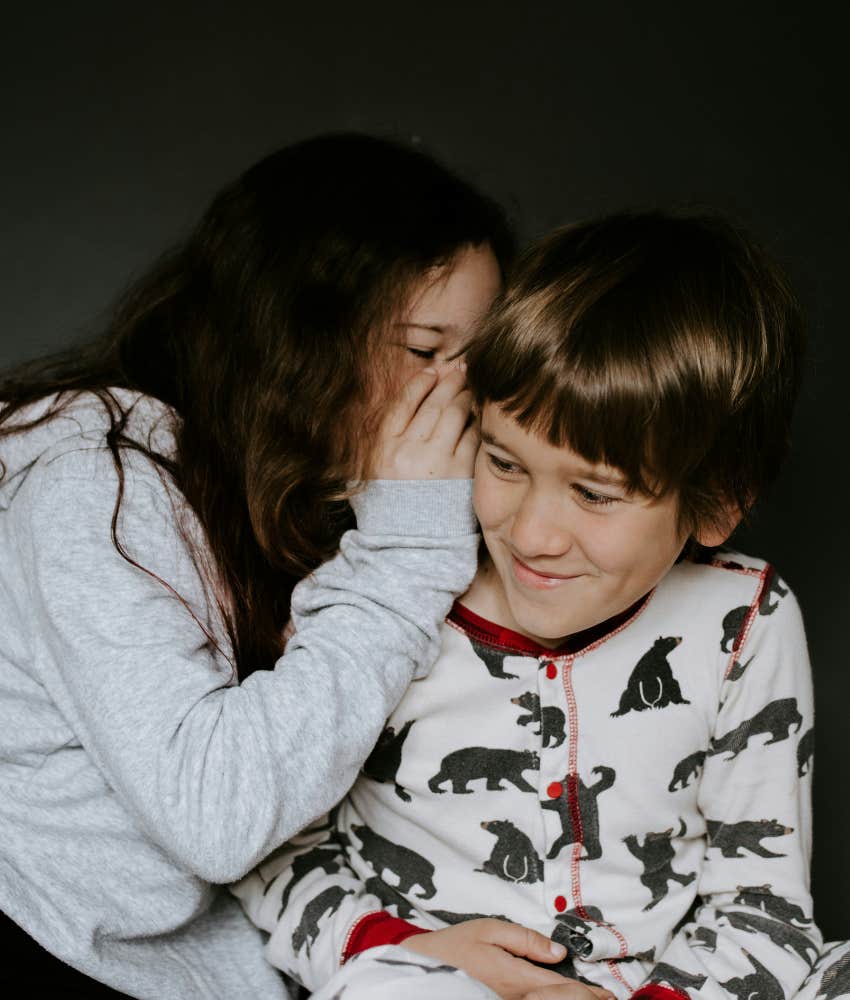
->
xmin=235 ymin=552 xmax=846 ymax=1000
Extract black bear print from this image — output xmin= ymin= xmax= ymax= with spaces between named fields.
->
xmin=722 ymin=909 xmax=819 ymax=967
xmin=759 ymin=571 xmax=788 ymax=616
xmin=273 ymin=842 xmax=344 ymax=919
xmin=291 ymin=884 xmax=352 ymax=956
xmin=471 ymin=639 xmax=519 ymax=680
xmin=623 ymin=821 xmax=696 ymax=910
xmin=651 ymin=962 xmax=708 ymax=993
xmin=428 ymin=747 xmax=539 ymax=794
xmin=363 ymin=875 xmax=418 ymax=919
xmin=720 ymin=572 xmax=789 ymax=653
xmin=706 ymin=818 xmax=793 ymax=858
xmin=797 ymin=727 xmax=815 ymax=777
xmin=551 ymin=906 xmax=609 ymax=958
xmin=709 ymin=697 xmax=803 ymax=760
xmin=543 ymin=766 xmax=615 ymax=861
xmin=816 ymin=948 xmax=850 ymax=1000
xmin=362 ymin=720 xmax=414 ymax=802
xmin=477 ymin=819 xmax=545 ymax=884
xmin=727 ymin=655 xmax=755 ymax=682
xmin=373 ymin=956 xmax=463 ymax=975
xmin=627 ymin=948 xmax=657 ymax=963
xmin=351 ymin=824 xmax=437 ymax=899
xmin=720 ymin=606 xmax=749 ymax=654
xmin=692 ymin=926 xmax=717 ymax=952
xmin=428 ymin=908 xmax=510 ymax=924
xmin=511 ymin=691 xmax=567 ymax=748
xmin=733 ymin=884 xmax=812 ymax=926
xmin=668 ymin=750 xmax=707 ymax=791
xmin=611 ymin=637 xmax=690 ymax=717
xmin=720 ymin=949 xmax=784 ymax=1000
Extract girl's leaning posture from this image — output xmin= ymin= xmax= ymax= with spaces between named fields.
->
xmin=0 ymin=133 xmax=512 ymax=998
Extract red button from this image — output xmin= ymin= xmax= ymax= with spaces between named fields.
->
xmin=554 ymin=895 xmax=567 ymax=912
xmin=545 ymin=662 xmax=557 ymax=679
xmin=547 ymin=781 xmax=563 ymax=799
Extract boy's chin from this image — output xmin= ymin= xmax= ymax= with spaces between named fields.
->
xmin=507 ymin=607 xmax=578 ymax=648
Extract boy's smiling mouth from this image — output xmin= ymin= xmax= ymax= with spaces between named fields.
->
xmin=510 ymin=554 xmax=583 ymax=589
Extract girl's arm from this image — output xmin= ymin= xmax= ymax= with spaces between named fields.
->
xmin=15 ymin=452 xmax=478 ymax=885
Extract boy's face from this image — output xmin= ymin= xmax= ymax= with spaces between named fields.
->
xmin=469 ymin=404 xmax=690 ymax=646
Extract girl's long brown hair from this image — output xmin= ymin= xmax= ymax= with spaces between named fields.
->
xmin=0 ymin=133 xmax=514 ymax=679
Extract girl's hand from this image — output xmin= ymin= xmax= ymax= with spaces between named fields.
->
xmin=368 ymin=366 xmax=477 ymax=480
xmin=401 ymin=919 xmax=615 ymax=1000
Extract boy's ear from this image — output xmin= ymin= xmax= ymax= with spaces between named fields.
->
xmin=692 ymin=504 xmax=745 ymax=548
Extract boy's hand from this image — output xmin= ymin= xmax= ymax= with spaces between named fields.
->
xmin=520 ymin=985 xmax=615 ymax=1000
xmin=401 ymin=919 xmax=615 ymax=1000
xmin=368 ymin=367 xmax=478 ymax=480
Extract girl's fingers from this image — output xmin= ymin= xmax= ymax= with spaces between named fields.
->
xmin=381 ymin=368 xmax=439 ymax=437
xmin=429 ymin=389 xmax=474 ymax=451
xmin=403 ymin=367 xmax=469 ymax=441
xmin=453 ymin=419 xmax=480 ymax=467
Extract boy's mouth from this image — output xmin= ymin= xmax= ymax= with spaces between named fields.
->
xmin=510 ymin=554 xmax=580 ymax=590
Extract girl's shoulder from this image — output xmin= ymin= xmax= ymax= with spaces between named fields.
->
xmin=1 ymin=389 xmax=179 ymax=494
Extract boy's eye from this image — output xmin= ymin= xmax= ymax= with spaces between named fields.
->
xmin=406 ymin=346 xmax=437 ymax=360
xmin=487 ymin=453 xmax=522 ymax=476
xmin=573 ymin=484 xmax=618 ymax=506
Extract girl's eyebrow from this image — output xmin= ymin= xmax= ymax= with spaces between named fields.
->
xmin=393 ymin=322 xmax=447 ymax=334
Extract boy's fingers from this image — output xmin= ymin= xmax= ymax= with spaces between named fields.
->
xmin=522 ymin=987 xmax=615 ymax=1000
xmin=485 ymin=920 xmax=568 ymax=964
xmin=381 ymin=369 xmax=439 ymax=437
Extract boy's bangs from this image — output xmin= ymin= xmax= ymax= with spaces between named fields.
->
xmin=470 ymin=288 xmax=712 ymax=501
xmin=494 ymin=352 xmax=673 ymax=499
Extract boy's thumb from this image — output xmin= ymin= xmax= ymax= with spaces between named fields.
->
xmin=492 ymin=922 xmax=567 ymax=963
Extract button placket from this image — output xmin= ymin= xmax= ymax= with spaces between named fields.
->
xmin=539 ymin=654 xmax=571 ymax=915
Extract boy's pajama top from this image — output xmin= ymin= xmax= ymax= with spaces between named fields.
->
xmin=235 ymin=551 xmax=826 ymax=1000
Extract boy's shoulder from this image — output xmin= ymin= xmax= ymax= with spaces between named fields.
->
xmin=659 ymin=546 xmax=793 ymax=614
xmin=688 ymin=546 xmax=772 ymax=576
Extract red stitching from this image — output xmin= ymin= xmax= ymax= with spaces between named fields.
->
xmin=707 ymin=557 xmax=763 ymax=577
xmin=723 ymin=564 xmax=771 ymax=680
xmin=561 ymin=659 xmax=631 ymax=965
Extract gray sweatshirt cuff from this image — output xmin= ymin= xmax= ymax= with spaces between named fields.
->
xmin=350 ymin=480 xmax=478 ymax=537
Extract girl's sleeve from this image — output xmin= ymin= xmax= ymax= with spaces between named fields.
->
xmin=232 ymin=817 xmax=428 ymax=992
xmin=633 ymin=573 xmax=822 ymax=1000
xmin=16 ymin=453 xmax=478 ymax=885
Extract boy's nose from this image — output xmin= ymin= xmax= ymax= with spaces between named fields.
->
xmin=510 ymin=491 xmax=574 ymax=559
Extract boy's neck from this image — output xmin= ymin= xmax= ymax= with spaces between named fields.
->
xmin=460 ymin=556 xmax=650 ymax=655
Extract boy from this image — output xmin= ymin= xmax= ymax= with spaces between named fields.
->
xmin=234 ymin=213 xmax=847 ymax=1000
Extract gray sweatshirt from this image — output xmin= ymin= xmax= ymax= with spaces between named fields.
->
xmin=0 ymin=390 xmax=479 ymax=998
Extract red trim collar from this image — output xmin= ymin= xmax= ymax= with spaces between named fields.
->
xmin=447 ymin=593 xmax=650 ymax=658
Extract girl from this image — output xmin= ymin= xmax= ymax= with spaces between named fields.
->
xmin=0 ymin=132 xmax=511 ymax=997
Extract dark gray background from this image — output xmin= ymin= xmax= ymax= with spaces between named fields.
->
xmin=2 ymin=3 xmax=847 ymax=938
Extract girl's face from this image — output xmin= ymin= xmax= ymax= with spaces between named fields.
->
xmin=390 ymin=243 xmax=502 ymax=389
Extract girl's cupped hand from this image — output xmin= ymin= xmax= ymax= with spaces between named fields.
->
xmin=369 ymin=366 xmax=478 ymax=480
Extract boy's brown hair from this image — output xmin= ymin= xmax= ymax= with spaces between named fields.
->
xmin=465 ymin=211 xmax=805 ymax=537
